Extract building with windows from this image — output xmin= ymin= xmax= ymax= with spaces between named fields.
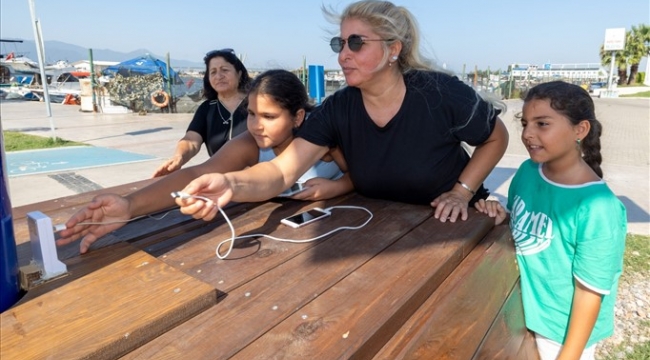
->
xmin=510 ymin=63 xmax=608 ymax=82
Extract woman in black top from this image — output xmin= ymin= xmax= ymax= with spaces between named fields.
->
xmin=174 ymin=0 xmax=509 ymax=224
xmin=152 ymin=49 xmax=251 ymax=177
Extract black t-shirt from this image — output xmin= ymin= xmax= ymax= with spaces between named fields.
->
xmin=187 ymin=99 xmax=248 ymax=156
xmin=298 ymin=70 xmax=499 ymax=205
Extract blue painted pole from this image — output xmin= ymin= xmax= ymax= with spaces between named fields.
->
xmin=0 ymin=123 xmax=21 ymax=313
xmin=308 ymin=65 xmax=325 ymax=104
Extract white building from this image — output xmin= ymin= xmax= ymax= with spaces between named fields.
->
xmin=510 ymin=63 xmax=608 ymax=81
xmin=72 ymin=60 xmax=119 ymax=74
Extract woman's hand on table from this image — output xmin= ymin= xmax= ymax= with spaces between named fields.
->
xmin=56 ymin=194 xmax=131 ymax=254
xmin=430 ymin=188 xmax=471 ymax=223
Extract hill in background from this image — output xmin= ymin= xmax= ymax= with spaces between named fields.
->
xmin=0 ymin=39 xmax=204 ymax=69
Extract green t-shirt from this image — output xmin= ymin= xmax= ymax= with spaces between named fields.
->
xmin=507 ymin=159 xmax=626 ymax=347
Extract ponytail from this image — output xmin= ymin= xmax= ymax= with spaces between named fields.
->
xmin=581 ymin=118 xmax=603 ymax=178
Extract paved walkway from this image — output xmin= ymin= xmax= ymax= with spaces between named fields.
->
xmin=2 ymin=98 xmax=648 ymax=235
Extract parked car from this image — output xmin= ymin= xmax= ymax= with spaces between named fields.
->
xmin=588 ymin=82 xmax=607 ymax=93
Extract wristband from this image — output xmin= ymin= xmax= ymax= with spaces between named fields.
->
xmin=457 ymin=180 xmax=476 ymax=196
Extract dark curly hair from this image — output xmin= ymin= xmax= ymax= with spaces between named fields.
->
xmin=521 ymin=81 xmax=603 ymax=177
xmin=202 ymin=50 xmax=251 ymax=101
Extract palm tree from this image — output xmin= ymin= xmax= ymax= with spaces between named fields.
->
xmin=600 ymin=25 xmax=650 ymax=85
xmin=625 ymin=24 xmax=650 ymax=84
xmin=600 ymin=44 xmax=627 ymax=85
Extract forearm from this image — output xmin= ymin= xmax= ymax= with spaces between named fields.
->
xmin=226 ymin=139 xmax=329 ymax=202
xmin=557 ymin=282 xmax=602 ymax=360
xmin=327 ymin=174 xmax=354 ymax=199
xmin=225 ymin=161 xmax=289 ymax=202
xmin=457 ymin=118 xmax=508 ymax=193
xmin=127 ymin=166 xmax=202 ymax=216
xmin=172 ymin=139 xmax=201 ymax=166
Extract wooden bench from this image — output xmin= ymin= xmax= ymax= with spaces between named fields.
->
xmin=3 ymin=182 xmax=538 ymax=359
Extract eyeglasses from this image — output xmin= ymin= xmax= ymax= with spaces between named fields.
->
xmin=204 ymin=48 xmax=235 ymax=61
xmin=329 ymin=35 xmax=393 ymax=53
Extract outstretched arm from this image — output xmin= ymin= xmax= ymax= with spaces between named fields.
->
xmin=152 ymin=131 xmax=203 ymax=177
xmin=176 ymin=138 xmax=328 ymax=220
xmin=59 ymin=133 xmax=260 ymax=253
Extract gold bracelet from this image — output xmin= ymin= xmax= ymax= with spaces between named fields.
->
xmin=457 ymin=180 xmax=476 ymax=196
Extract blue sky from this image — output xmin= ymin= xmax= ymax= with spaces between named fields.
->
xmin=1 ymin=0 xmax=648 ymax=72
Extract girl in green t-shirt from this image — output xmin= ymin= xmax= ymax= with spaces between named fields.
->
xmin=475 ymin=81 xmax=626 ymax=360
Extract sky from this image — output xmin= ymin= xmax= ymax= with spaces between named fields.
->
xmin=1 ymin=0 xmax=648 ymax=73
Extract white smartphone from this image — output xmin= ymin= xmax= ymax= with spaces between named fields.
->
xmin=280 ymin=207 xmax=331 ymax=228
xmin=277 ymin=182 xmax=307 ymax=197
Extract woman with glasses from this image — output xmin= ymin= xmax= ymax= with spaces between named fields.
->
xmin=171 ymin=0 xmax=509 ymax=225
xmin=152 ymin=49 xmax=251 ymax=177
xmin=58 ymin=69 xmax=352 ymax=254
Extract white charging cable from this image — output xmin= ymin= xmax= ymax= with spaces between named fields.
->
xmin=56 ymin=192 xmax=374 ymax=260
xmin=214 ymin=205 xmax=373 ymax=259
xmin=53 ymin=210 xmax=176 ymax=232
xmin=170 ymin=192 xmax=373 ymax=259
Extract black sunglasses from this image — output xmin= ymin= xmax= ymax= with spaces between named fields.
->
xmin=329 ymin=34 xmax=393 ymax=53
xmin=204 ymin=48 xmax=235 ymax=61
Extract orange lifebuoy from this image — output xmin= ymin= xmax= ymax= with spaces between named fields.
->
xmin=151 ymin=90 xmax=170 ymax=108
xmin=62 ymin=93 xmax=77 ymax=105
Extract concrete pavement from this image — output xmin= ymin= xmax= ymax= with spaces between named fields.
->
xmin=1 ymin=98 xmax=648 ymax=235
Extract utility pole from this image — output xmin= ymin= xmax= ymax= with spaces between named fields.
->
xmin=27 ymin=0 xmax=55 ymax=139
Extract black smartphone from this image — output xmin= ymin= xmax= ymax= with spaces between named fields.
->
xmin=280 ymin=208 xmax=330 ymax=228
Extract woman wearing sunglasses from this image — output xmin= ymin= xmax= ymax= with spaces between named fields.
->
xmin=152 ymin=49 xmax=251 ymax=177
xmin=173 ymin=0 xmax=509 ymax=224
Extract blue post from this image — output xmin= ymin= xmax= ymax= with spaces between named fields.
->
xmin=308 ymin=65 xmax=325 ymax=104
xmin=0 ymin=128 xmax=21 ymax=313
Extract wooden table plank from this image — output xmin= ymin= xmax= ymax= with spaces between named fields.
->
xmin=122 ymin=197 xmax=433 ymax=359
xmin=1 ymin=249 xmax=217 ymax=360
xmin=372 ymin=224 xmax=518 ymax=360
xmin=14 ymin=242 xmax=140 ymax=305
xmin=472 ymin=282 xmax=539 ymax=360
xmin=231 ymin=212 xmax=494 ymax=359
xmin=151 ymin=194 xmax=360 ymax=292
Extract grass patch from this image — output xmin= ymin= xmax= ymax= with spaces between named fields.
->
xmin=605 ymin=234 xmax=650 ymax=360
xmin=621 ymin=91 xmax=650 ymax=97
xmin=623 ymin=233 xmax=650 ymax=275
xmin=2 ymin=131 xmax=86 ymax=152
xmin=603 ymin=341 xmax=650 ymax=360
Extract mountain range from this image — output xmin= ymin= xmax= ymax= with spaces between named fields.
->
xmin=0 ymin=39 xmax=204 ymax=68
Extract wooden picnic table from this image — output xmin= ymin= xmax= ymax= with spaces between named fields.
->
xmin=2 ymin=180 xmax=538 ymax=359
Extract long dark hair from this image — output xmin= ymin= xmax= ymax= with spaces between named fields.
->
xmin=523 ymin=81 xmax=603 ymax=177
xmin=246 ymin=69 xmax=314 ymax=116
xmin=202 ymin=50 xmax=251 ymax=101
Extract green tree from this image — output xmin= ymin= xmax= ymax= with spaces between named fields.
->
xmin=600 ymin=44 xmax=628 ymax=85
xmin=625 ymin=24 xmax=650 ymax=84
xmin=600 ymin=25 xmax=650 ymax=85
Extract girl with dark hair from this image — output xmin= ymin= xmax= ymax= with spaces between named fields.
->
xmin=475 ymin=81 xmax=626 ymax=360
xmin=58 ymin=70 xmax=351 ymax=253
xmin=152 ymin=49 xmax=252 ymax=177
